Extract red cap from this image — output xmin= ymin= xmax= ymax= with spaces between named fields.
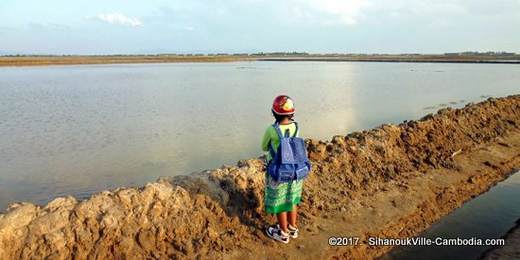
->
xmin=272 ymin=95 xmax=295 ymax=115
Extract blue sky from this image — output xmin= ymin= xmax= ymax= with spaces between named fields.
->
xmin=1 ymin=0 xmax=519 ymax=54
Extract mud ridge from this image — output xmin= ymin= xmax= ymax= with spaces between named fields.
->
xmin=1 ymin=95 xmax=519 ymax=259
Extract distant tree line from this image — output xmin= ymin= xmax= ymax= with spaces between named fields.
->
xmin=1 ymin=51 xmax=517 ymax=57
xmin=444 ymin=51 xmax=516 ymax=56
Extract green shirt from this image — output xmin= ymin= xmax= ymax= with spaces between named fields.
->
xmin=261 ymin=122 xmax=299 ymax=162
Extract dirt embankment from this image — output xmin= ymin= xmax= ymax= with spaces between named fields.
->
xmin=1 ymin=54 xmax=520 ymax=67
xmin=1 ymin=95 xmax=519 ymax=259
xmin=0 ymin=55 xmax=251 ymax=67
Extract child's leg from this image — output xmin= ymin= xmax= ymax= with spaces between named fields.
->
xmin=288 ymin=206 xmax=297 ymax=227
xmin=276 ymin=212 xmax=289 ymax=232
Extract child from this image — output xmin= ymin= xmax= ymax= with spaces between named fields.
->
xmin=261 ymin=95 xmax=304 ymax=244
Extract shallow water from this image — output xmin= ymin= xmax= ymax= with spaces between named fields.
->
xmin=0 ymin=61 xmax=519 ymax=210
xmin=381 ymin=171 xmax=520 ymax=260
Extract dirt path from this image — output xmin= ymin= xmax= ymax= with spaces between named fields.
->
xmin=254 ymin=130 xmax=520 ymax=259
xmin=0 ymin=95 xmax=519 ymax=259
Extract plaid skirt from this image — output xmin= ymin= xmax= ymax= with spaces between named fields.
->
xmin=264 ymin=172 xmax=304 ymax=214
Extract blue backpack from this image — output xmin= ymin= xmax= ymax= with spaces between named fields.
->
xmin=267 ymin=122 xmax=311 ymax=182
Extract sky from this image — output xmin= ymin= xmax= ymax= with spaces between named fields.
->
xmin=0 ymin=0 xmax=519 ymax=54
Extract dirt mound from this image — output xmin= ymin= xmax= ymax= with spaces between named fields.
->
xmin=1 ymin=95 xmax=519 ymax=259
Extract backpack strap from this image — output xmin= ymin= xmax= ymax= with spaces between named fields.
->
xmin=272 ymin=122 xmax=298 ymax=138
xmin=293 ymin=122 xmax=299 ymax=137
xmin=272 ymin=122 xmax=284 ymax=139
xmin=284 ymin=129 xmax=290 ymax=137
xmin=268 ymin=122 xmax=298 ymax=158
xmin=268 ymin=123 xmax=282 ymax=159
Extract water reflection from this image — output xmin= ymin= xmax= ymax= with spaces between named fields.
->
xmin=0 ymin=62 xmax=519 ymax=210
xmin=382 ymin=171 xmax=520 ymax=260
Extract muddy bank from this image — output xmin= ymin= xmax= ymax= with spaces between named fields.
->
xmin=480 ymin=219 xmax=520 ymax=260
xmin=2 ymin=54 xmax=520 ymax=67
xmin=0 ymin=55 xmax=251 ymax=67
xmin=0 ymin=95 xmax=519 ymax=259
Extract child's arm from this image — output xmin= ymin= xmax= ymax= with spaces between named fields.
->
xmin=261 ymin=126 xmax=272 ymax=152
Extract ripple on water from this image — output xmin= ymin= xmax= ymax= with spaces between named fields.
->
xmin=1 ymin=62 xmax=520 ymax=212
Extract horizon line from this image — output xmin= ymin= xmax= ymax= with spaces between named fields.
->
xmin=1 ymin=51 xmax=518 ymax=57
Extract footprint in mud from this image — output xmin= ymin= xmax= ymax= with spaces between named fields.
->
xmin=305 ymin=223 xmax=323 ymax=235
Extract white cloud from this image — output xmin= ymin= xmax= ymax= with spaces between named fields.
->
xmin=284 ymin=0 xmax=520 ymax=27
xmin=303 ymin=0 xmax=371 ymax=25
xmin=95 ymin=13 xmax=143 ymax=27
xmin=282 ymin=0 xmax=371 ymax=26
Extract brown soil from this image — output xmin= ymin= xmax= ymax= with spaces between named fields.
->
xmin=480 ymin=219 xmax=520 ymax=260
xmin=0 ymin=55 xmax=251 ymax=67
xmin=0 ymin=95 xmax=519 ymax=259
xmin=1 ymin=54 xmax=519 ymax=67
